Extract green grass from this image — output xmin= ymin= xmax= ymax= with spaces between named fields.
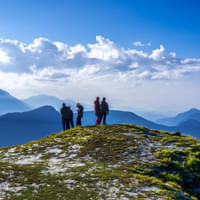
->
xmin=0 ymin=124 xmax=200 ymax=199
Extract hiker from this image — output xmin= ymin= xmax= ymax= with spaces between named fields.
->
xmin=76 ymin=103 xmax=84 ymax=126
xmin=60 ymin=103 xmax=74 ymax=130
xmin=99 ymin=97 xmax=109 ymax=125
xmin=94 ymin=96 xmax=101 ymax=125
xmin=68 ymin=106 xmax=74 ymax=129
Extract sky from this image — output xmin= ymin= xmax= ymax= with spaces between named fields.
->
xmin=0 ymin=0 xmax=200 ymax=116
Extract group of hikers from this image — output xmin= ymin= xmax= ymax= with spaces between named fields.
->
xmin=60 ymin=97 xmax=109 ymax=130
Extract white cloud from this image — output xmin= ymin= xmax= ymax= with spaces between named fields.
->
xmin=133 ymin=41 xmax=151 ymax=47
xmin=150 ymin=45 xmax=165 ymax=60
xmin=88 ymin=36 xmax=121 ymax=61
xmin=129 ymin=62 xmax=139 ymax=69
xmin=170 ymin=52 xmax=176 ymax=58
xmin=0 ymin=36 xmax=200 ymax=82
xmin=133 ymin=41 xmax=143 ymax=47
xmin=0 ymin=36 xmax=200 ymax=113
xmin=0 ymin=48 xmax=11 ymax=64
xmin=180 ymin=58 xmax=200 ymax=64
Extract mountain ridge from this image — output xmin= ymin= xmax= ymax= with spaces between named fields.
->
xmin=0 ymin=105 xmax=173 ymax=147
xmin=1 ymin=105 xmax=200 ymax=146
xmin=23 ymin=94 xmax=92 ymax=111
xmin=0 ymin=89 xmax=31 ymax=115
xmin=0 ymin=124 xmax=200 ymax=199
xmin=0 ymin=105 xmax=59 ymax=121
xmin=157 ymin=108 xmax=200 ymax=126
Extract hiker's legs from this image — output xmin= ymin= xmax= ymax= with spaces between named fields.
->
xmin=62 ymin=118 xmax=66 ymax=130
xmin=70 ymin=119 xmax=74 ymax=128
xmin=66 ymin=120 xmax=70 ymax=129
xmin=96 ymin=115 xmax=100 ymax=125
xmin=98 ymin=114 xmax=102 ymax=124
xmin=103 ymin=113 xmax=107 ymax=124
xmin=76 ymin=115 xmax=81 ymax=126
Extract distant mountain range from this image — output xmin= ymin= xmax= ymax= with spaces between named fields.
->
xmin=0 ymin=88 xmax=200 ymax=146
xmin=1 ymin=105 xmax=200 ymax=147
xmin=23 ymin=94 xmax=93 ymax=111
xmin=23 ymin=95 xmax=76 ymax=111
xmin=155 ymin=108 xmax=200 ymax=139
xmin=157 ymin=108 xmax=200 ymax=126
xmin=1 ymin=106 xmax=167 ymax=146
xmin=164 ymin=119 xmax=200 ymax=138
xmin=0 ymin=89 xmax=93 ymax=115
xmin=0 ymin=89 xmax=31 ymax=115
xmin=82 ymin=110 xmax=167 ymax=131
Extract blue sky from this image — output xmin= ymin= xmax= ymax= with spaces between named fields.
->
xmin=1 ymin=0 xmax=200 ymax=57
xmin=0 ymin=0 xmax=200 ymax=115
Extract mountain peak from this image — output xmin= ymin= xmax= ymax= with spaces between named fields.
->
xmin=34 ymin=105 xmax=57 ymax=112
xmin=0 ymin=124 xmax=199 ymax=199
xmin=0 ymin=105 xmax=59 ymax=122
xmin=0 ymin=89 xmax=31 ymax=115
xmin=187 ymin=108 xmax=200 ymax=113
xmin=157 ymin=107 xmax=200 ymax=126
xmin=0 ymin=89 xmax=10 ymax=96
xmin=177 ymin=107 xmax=200 ymax=119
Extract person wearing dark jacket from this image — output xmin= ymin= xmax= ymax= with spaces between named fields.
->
xmin=94 ymin=96 xmax=101 ymax=125
xmin=76 ymin=103 xmax=84 ymax=126
xmin=60 ymin=103 xmax=74 ymax=130
xmin=68 ymin=106 xmax=74 ymax=128
xmin=99 ymin=97 xmax=109 ymax=125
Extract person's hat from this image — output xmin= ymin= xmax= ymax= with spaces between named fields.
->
xmin=76 ymin=103 xmax=80 ymax=107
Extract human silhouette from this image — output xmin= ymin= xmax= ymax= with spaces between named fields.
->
xmin=94 ymin=96 xmax=101 ymax=125
xmin=99 ymin=97 xmax=109 ymax=125
xmin=60 ymin=103 xmax=74 ymax=130
xmin=68 ymin=106 xmax=74 ymax=128
xmin=76 ymin=103 xmax=84 ymax=126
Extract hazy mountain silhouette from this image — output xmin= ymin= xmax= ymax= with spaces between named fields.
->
xmin=0 ymin=106 xmax=62 ymax=146
xmin=111 ymin=106 xmax=167 ymax=122
xmin=163 ymin=119 xmax=200 ymax=139
xmin=0 ymin=89 xmax=31 ymax=115
xmin=82 ymin=110 xmax=168 ymax=131
xmin=1 ymin=105 xmax=200 ymax=146
xmin=23 ymin=95 xmax=76 ymax=111
xmin=1 ymin=105 xmax=60 ymax=121
xmin=157 ymin=108 xmax=200 ymax=126
xmin=23 ymin=94 xmax=92 ymax=111
xmin=82 ymin=111 xmax=200 ymax=137
xmin=0 ymin=107 xmax=170 ymax=146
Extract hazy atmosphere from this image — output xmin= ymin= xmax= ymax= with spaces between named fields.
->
xmin=0 ymin=0 xmax=200 ymax=115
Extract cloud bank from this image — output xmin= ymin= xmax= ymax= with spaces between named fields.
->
xmin=0 ymin=36 xmax=200 ymax=113
xmin=0 ymin=36 xmax=200 ymax=81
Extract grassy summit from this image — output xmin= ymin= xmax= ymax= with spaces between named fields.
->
xmin=0 ymin=124 xmax=200 ymax=199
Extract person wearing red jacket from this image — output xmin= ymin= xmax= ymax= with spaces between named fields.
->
xmin=94 ymin=96 xmax=100 ymax=125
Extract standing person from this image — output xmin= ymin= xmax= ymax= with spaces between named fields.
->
xmin=60 ymin=103 xmax=74 ymax=130
xmin=99 ymin=97 xmax=109 ymax=125
xmin=76 ymin=103 xmax=84 ymax=126
xmin=94 ymin=96 xmax=101 ymax=125
xmin=60 ymin=103 xmax=68 ymax=130
xmin=68 ymin=106 xmax=74 ymax=129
